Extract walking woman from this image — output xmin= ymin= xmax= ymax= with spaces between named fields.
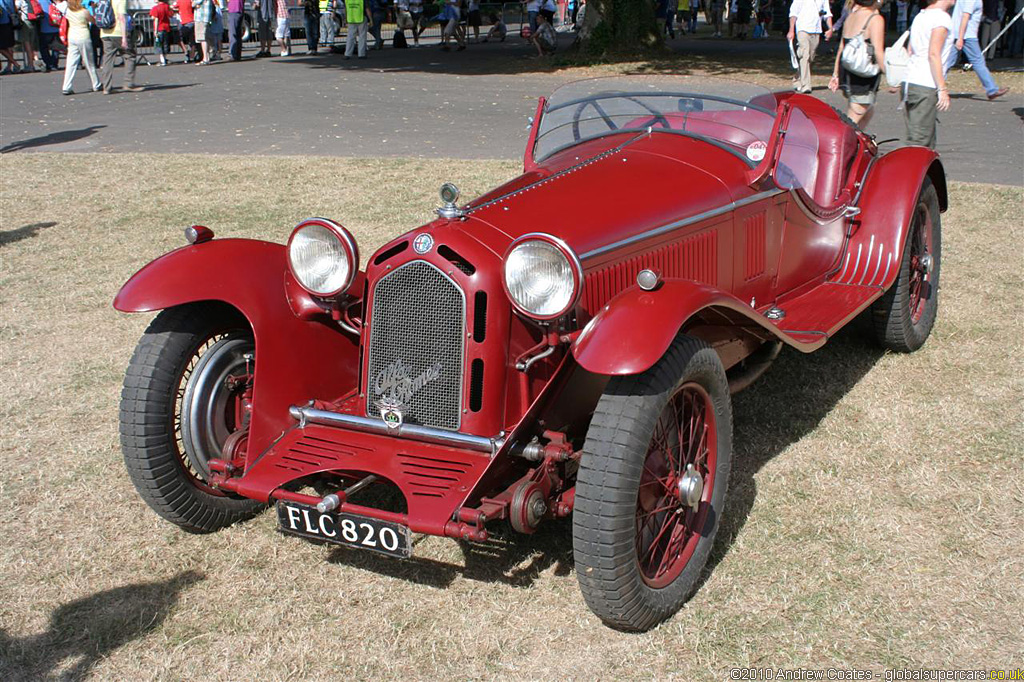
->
xmin=62 ymin=0 xmax=100 ymax=93
xmin=903 ymin=0 xmax=955 ymax=148
xmin=828 ymin=0 xmax=886 ymax=128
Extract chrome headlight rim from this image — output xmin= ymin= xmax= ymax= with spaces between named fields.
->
xmin=287 ymin=218 xmax=359 ymax=298
xmin=502 ymin=233 xmax=584 ymax=321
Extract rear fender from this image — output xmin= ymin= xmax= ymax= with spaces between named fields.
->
xmin=834 ymin=148 xmax=946 ymax=289
xmin=114 ymin=238 xmax=361 ymax=463
xmin=571 ymin=280 xmax=822 ymax=376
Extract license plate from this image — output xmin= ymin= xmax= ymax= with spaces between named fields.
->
xmin=276 ymin=502 xmax=411 ymax=559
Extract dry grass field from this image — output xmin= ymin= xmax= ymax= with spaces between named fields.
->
xmin=0 ymin=154 xmax=1021 ymax=681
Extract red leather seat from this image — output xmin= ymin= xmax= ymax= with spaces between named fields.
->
xmin=808 ymin=116 xmax=858 ymax=207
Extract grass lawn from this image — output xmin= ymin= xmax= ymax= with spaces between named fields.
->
xmin=0 ymin=154 xmax=1021 ymax=680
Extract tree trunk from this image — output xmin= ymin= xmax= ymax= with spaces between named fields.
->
xmin=576 ymin=0 xmax=662 ymax=56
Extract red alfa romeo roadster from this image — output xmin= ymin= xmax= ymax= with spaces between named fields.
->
xmin=115 ymin=77 xmax=945 ymax=631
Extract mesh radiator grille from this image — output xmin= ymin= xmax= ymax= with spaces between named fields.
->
xmin=366 ymin=261 xmax=465 ymax=430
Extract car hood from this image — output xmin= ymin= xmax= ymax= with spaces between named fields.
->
xmin=455 ymin=132 xmax=756 ymax=264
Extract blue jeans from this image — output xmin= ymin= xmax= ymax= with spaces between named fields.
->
xmin=227 ymin=12 xmax=244 ymax=60
xmin=304 ymin=14 xmax=320 ymax=50
xmin=958 ymin=37 xmax=999 ymax=95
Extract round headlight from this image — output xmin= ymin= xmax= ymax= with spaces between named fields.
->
xmin=287 ymin=219 xmax=358 ymax=297
xmin=503 ymin=235 xmax=582 ymax=320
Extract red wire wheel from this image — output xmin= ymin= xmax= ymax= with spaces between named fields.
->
xmin=574 ymin=335 xmax=733 ymax=632
xmin=635 ymin=383 xmax=717 ymax=589
xmin=906 ymin=202 xmax=934 ymax=324
xmin=870 ymin=177 xmax=942 ymax=353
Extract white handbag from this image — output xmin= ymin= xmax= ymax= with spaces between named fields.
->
xmin=885 ymin=30 xmax=911 ymax=87
xmin=840 ymin=13 xmax=881 ymax=77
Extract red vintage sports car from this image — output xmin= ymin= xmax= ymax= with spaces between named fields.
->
xmin=115 ymin=77 xmax=944 ymax=631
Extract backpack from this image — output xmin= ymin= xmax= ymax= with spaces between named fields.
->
xmin=47 ymin=1 xmax=61 ymax=27
xmin=27 ymin=0 xmax=44 ymax=21
xmin=840 ymin=12 xmax=880 ymax=77
xmin=392 ymin=28 xmax=407 ymax=48
xmin=92 ymin=0 xmax=117 ymax=29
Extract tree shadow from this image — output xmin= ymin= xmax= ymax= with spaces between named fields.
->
xmin=325 ymin=518 xmax=573 ymax=589
xmin=0 ymin=222 xmax=58 ymax=246
xmin=0 ymin=570 xmax=204 ymax=682
xmin=1011 ymin=107 xmax=1023 ymax=123
xmin=700 ymin=324 xmax=885 ymax=584
xmin=0 ymin=127 xmax=106 ymax=154
xmin=270 ymin=32 xmax=802 ymax=80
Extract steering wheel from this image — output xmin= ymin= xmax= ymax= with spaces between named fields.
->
xmin=623 ymin=96 xmax=672 ymax=130
xmin=572 ymin=99 xmax=619 ymax=140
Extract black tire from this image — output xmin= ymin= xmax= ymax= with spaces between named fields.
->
xmin=120 ymin=303 xmax=264 ymax=533
xmin=870 ymin=178 xmax=941 ymax=352
xmin=573 ymin=335 xmax=733 ymax=631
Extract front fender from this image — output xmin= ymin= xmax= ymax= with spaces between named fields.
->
xmin=835 ymin=147 xmax=946 ymax=289
xmin=572 ymin=280 xmax=822 ymax=376
xmin=114 ymin=238 xmax=361 ymax=464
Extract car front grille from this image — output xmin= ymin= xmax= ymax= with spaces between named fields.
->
xmin=366 ymin=260 xmax=465 ymax=430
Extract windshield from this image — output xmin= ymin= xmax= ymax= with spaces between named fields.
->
xmin=534 ymin=76 xmax=780 ymax=165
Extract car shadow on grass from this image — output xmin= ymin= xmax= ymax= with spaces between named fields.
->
xmin=700 ymin=323 xmax=885 ymax=587
xmin=324 ymin=325 xmax=882 ymax=596
xmin=0 ymin=222 xmax=58 ymax=246
xmin=0 ymin=570 xmax=204 ymax=681
xmin=326 ymin=518 xmax=574 ymax=589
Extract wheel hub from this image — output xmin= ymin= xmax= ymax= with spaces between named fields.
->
xmin=920 ymin=253 xmax=933 ymax=275
xmin=676 ymin=463 xmax=704 ymax=511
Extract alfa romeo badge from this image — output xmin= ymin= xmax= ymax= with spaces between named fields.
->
xmin=379 ymin=397 xmax=404 ymax=430
xmin=412 ymin=233 xmax=434 ymax=254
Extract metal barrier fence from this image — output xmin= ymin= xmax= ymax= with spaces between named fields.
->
xmin=128 ymin=2 xmax=533 ymax=57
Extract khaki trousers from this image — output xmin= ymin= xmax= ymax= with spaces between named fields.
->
xmin=795 ymin=30 xmax=820 ymax=92
xmin=904 ymin=83 xmax=939 ymax=149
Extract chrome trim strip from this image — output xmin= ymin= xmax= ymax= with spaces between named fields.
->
xmin=857 ymin=236 xmax=874 ymax=286
xmin=868 ymin=245 xmax=884 ymax=286
xmin=579 ymin=189 xmax=782 ymax=260
xmin=850 ymin=244 xmax=862 ymax=285
xmin=466 ymin=132 xmax=646 ymax=215
xmin=880 ymin=251 xmax=894 ymax=286
xmin=289 ymin=405 xmax=502 ymax=455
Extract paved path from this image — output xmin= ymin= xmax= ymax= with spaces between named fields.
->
xmin=1 ymin=34 xmax=1021 ymax=185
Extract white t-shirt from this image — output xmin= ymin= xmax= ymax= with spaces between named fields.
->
xmin=906 ymin=7 xmax=954 ymax=88
xmin=951 ymin=0 xmax=981 ymax=40
xmin=789 ymin=0 xmax=831 ymax=34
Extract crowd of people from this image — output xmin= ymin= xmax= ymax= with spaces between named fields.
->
xmin=788 ymin=0 xmax=1013 ymax=149
xmin=1 ymin=0 xmax=1018 ymax=146
xmin=0 ymin=0 xmax=531 ymax=77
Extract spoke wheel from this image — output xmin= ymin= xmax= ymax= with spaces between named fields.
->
xmin=120 ymin=303 xmax=263 ymax=533
xmin=636 ymin=383 xmax=717 ymax=589
xmin=906 ymin=204 xmax=933 ymax=324
xmin=870 ymin=177 xmax=941 ymax=353
xmin=574 ymin=335 xmax=732 ymax=632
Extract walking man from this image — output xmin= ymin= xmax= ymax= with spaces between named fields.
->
xmin=100 ymin=0 xmax=142 ymax=93
xmin=788 ymin=0 xmax=833 ymax=93
xmin=949 ymin=0 xmax=1009 ymax=99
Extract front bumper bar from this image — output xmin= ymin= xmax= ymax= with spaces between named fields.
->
xmin=289 ymin=404 xmax=505 ymax=455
